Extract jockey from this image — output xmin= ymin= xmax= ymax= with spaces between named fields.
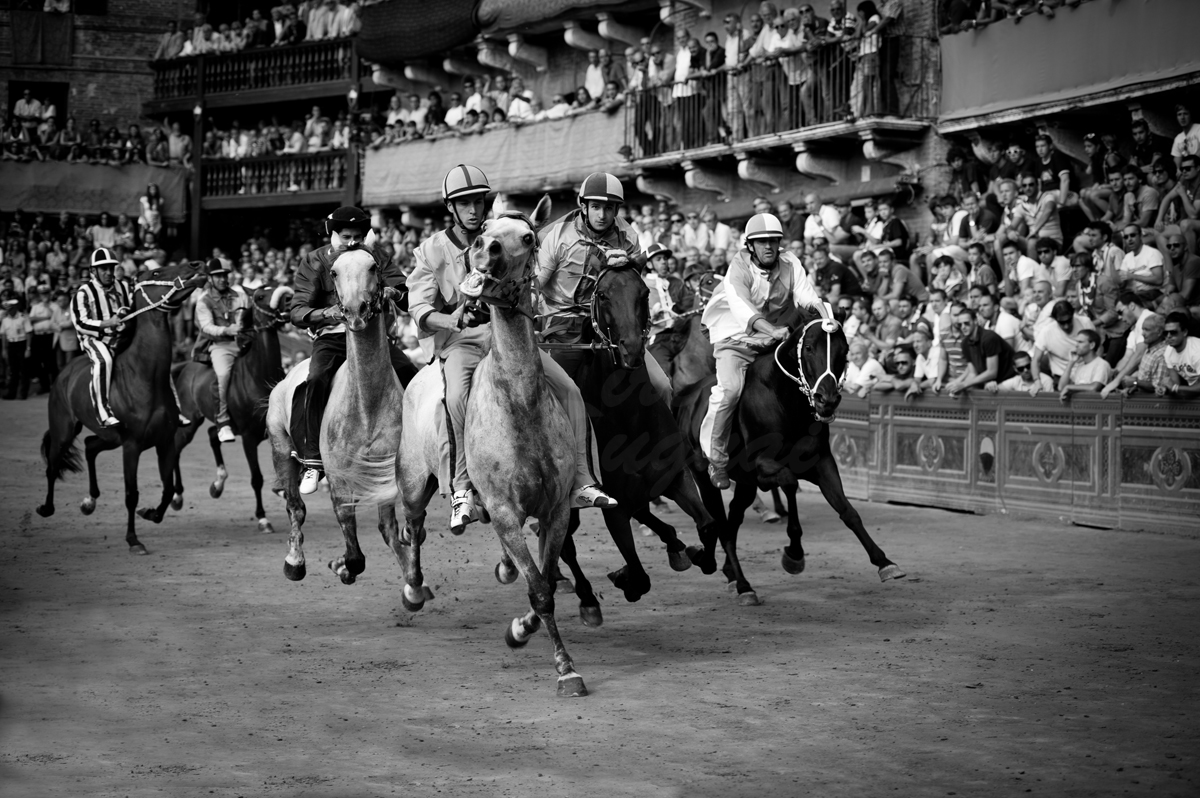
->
xmin=195 ymin=259 xmax=250 ymax=443
xmin=699 ymin=212 xmax=828 ymax=489
xmin=71 ymin=247 xmax=132 ymax=427
xmin=645 ymin=242 xmax=693 ymax=381
xmin=407 ymin=164 xmax=617 ymax=534
xmin=290 ymin=205 xmax=411 ymax=495
xmin=535 ymin=170 xmax=673 ymax=394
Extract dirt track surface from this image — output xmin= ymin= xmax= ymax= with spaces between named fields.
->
xmin=1 ymin=393 xmax=1197 ymax=797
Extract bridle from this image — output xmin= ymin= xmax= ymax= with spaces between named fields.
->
xmin=250 ymin=286 xmax=291 ymax=332
xmin=121 ymin=270 xmax=205 ymax=321
xmin=774 ymin=316 xmax=846 ymax=422
xmin=538 ymin=266 xmax=649 ymax=368
xmin=331 ymin=251 xmax=385 ymax=324
xmin=462 ymin=211 xmax=539 ymax=320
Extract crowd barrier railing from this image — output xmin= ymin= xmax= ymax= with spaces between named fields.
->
xmin=152 ymin=38 xmax=356 ymax=101
xmin=624 ymin=34 xmax=936 ymax=160
xmin=200 ymin=151 xmax=348 ymax=198
xmin=828 ymin=392 xmax=1199 ymax=534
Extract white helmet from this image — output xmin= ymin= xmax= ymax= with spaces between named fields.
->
xmin=745 ymin=213 xmax=784 ymax=241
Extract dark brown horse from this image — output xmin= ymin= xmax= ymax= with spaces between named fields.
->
xmin=36 ymin=260 xmax=209 ymax=554
xmin=540 ymin=265 xmax=720 ymax=606
xmin=172 ymin=283 xmax=292 ymax=533
xmin=675 ymin=304 xmax=905 ymax=604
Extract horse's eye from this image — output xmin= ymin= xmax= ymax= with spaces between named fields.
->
xmin=522 ymin=233 xmax=534 ymax=246
xmin=330 ymin=270 xmax=337 ymax=279
xmin=369 ymin=264 xmax=377 ymax=273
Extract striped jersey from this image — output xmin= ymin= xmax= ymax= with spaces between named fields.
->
xmin=72 ymin=278 xmax=133 ymax=342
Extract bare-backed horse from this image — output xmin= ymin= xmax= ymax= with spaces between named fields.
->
xmin=266 ymin=249 xmax=427 ymax=609
xmin=36 ymin=260 xmax=209 ymax=554
xmin=173 ymin=283 xmax=292 ymax=533
xmin=675 ymin=304 xmax=905 ymax=604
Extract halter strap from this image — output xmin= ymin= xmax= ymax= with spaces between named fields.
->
xmin=774 ymin=316 xmax=846 ymax=402
xmin=120 ymin=275 xmax=189 ymax=321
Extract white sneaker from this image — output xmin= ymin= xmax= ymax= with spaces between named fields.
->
xmin=217 ymin=426 xmax=235 ymax=443
xmin=572 ymin=484 xmax=617 ymax=509
xmin=100 ymin=416 xmax=121 ymax=429
xmin=449 ymin=490 xmax=479 ymax=535
xmin=178 ymin=414 xmax=192 ymax=426
xmin=299 ymin=468 xmax=321 ymax=495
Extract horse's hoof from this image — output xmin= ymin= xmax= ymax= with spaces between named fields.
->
xmin=35 ymin=504 xmax=54 ymax=518
xmin=421 ymin=585 xmax=435 ymax=601
xmin=135 ymin=507 xmax=160 ymax=523
xmin=478 ymin=505 xmax=491 ymax=524
xmin=781 ymin=550 xmax=806 ymax=575
xmin=608 ymin=566 xmax=651 ymax=603
xmin=504 ymin=620 xmax=530 ymax=649
xmin=329 ymin=561 xmax=357 ymax=585
xmin=495 ymin=561 xmax=518 ymax=585
xmin=737 ymin=590 xmax=761 ymax=606
xmin=580 ymin=604 xmax=603 ymax=628
xmin=686 ymin=545 xmax=717 ymax=575
xmin=170 ymin=494 xmax=184 ymax=511
xmin=209 ymin=482 xmax=224 ymax=499
xmin=401 ymin=595 xmax=425 ymax=612
xmin=257 ymin=518 xmax=275 ymax=535
xmin=129 ymin=544 xmax=149 ymax=556
xmin=401 ymin=583 xmax=429 ymax=612
xmin=879 ymin=564 xmax=906 ymax=582
xmin=80 ymin=497 xmax=96 ymax=515
xmin=667 ymin=548 xmax=692 ymax=572
xmin=556 ymin=578 xmax=575 ymax=594
xmin=283 ymin=560 xmax=306 ymax=581
xmin=556 ymin=674 xmax=588 ymax=698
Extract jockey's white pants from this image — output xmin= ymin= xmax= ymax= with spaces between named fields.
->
xmin=440 ymin=343 xmax=595 ymax=494
xmin=80 ymin=337 xmax=117 ymax=424
xmin=700 ymin=342 xmax=757 ymax=468
xmin=209 ymin=340 xmax=239 ymax=425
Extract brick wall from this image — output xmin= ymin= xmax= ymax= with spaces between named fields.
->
xmin=0 ymin=1 xmax=184 ymax=129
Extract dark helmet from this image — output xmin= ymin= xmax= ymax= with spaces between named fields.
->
xmin=324 ymin=206 xmax=371 ymax=235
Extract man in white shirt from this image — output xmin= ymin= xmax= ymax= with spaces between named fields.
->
xmin=680 ymin=210 xmax=712 ymax=254
xmin=702 ymin=208 xmax=732 ymax=255
xmin=306 ymin=0 xmax=337 ymax=40
xmin=987 ymin=350 xmax=1054 ymax=396
xmin=584 ymin=50 xmax=606 ymax=103
xmin=1171 ymin=103 xmax=1200 ymax=172
xmin=723 ymin=12 xmax=752 ymax=142
xmin=1059 ymin=329 xmax=1112 ymax=401
xmin=1001 ymin=240 xmax=1048 ymax=298
xmin=977 ymin=290 xmax=1020 ymax=350
xmin=1159 ymin=311 xmax=1200 ymax=398
xmin=803 ymin=193 xmax=841 ymax=245
xmin=1032 ymin=300 xmax=1096 ymax=384
xmin=1116 ymin=225 xmax=1164 ymax=302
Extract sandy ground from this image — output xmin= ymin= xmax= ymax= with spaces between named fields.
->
xmin=0 ymin=392 xmax=1196 ymax=797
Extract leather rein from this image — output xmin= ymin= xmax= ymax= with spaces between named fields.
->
xmin=773 ymin=316 xmax=847 ymax=413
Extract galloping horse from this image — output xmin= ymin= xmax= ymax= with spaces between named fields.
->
xmin=454 ymin=198 xmax=587 ymax=697
xmin=173 ymin=283 xmax=292 ymax=533
xmin=36 ymin=260 xmax=208 ymax=554
xmin=540 ymin=265 xmax=720 ymax=604
xmin=669 ymin=272 xmax=719 ymax=396
xmin=675 ymin=303 xmax=905 ymax=604
xmin=266 ymin=250 xmax=424 ymax=607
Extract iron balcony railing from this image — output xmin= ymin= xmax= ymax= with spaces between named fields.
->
xmin=152 ymin=38 xmax=357 ymax=100
xmin=624 ymin=34 xmax=937 ymax=159
xmin=201 ymin=151 xmax=349 ymax=198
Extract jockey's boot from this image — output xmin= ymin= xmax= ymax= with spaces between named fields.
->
xmin=708 ymin=463 xmax=730 ymax=490
xmin=217 ymin=425 xmax=235 ymax=443
xmin=572 ymin=484 xmax=618 ymax=509
xmin=299 ymin=468 xmax=322 ymax=495
xmin=449 ymin=490 xmax=479 ymax=535
xmin=179 ymin=414 xmax=192 ymax=426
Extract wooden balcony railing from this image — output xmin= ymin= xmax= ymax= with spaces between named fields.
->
xmin=152 ymin=38 xmax=356 ymax=101
xmin=201 ymin=151 xmax=349 ymax=198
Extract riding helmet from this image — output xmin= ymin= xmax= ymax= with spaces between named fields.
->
xmin=206 ymin=258 xmax=231 ymax=276
xmin=578 ymin=172 xmax=625 ymax=205
xmin=90 ymin=247 xmax=119 ymax=268
xmin=744 ymin=213 xmax=785 ymax=241
xmin=442 ymin=164 xmax=491 ymax=202
xmin=325 ymin=206 xmax=371 ymax=235
xmin=646 ymin=242 xmax=671 ymax=260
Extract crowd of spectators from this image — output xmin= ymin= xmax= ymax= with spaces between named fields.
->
xmin=150 ymin=2 xmax=364 ymax=61
xmin=940 ymin=0 xmax=1099 ymax=34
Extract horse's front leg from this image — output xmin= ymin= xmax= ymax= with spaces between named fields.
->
xmin=243 ymin=434 xmax=272 ymax=534
xmin=813 ymin=454 xmax=906 ymax=582
xmin=380 ymin=503 xmax=434 ymax=611
xmin=723 ymin=476 xmax=761 ymax=605
xmin=134 ymin=437 xmax=177 ymax=524
xmin=601 ymin=505 xmax=654 ymax=603
xmin=122 ymin=440 xmax=147 ymax=555
xmin=631 ymin=504 xmax=693 ymax=573
xmin=208 ymin=424 xmax=228 ymax=499
xmin=82 ymin=434 xmax=117 ymax=515
xmin=327 ymin=482 xmax=365 ymax=585
xmin=272 ymin=444 xmax=307 ymax=581
xmin=558 ymin=513 xmax=602 ymax=627
xmin=780 ymin=484 xmax=807 ymax=574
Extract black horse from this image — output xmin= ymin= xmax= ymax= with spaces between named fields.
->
xmin=172 ymin=283 xmax=292 ymax=533
xmin=675 ymin=304 xmax=905 ymax=604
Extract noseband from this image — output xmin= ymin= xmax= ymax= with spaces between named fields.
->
xmin=774 ymin=316 xmax=846 ymax=421
xmin=122 ymin=272 xmax=201 ymax=321
xmin=463 ymin=211 xmax=539 ymax=318
xmin=331 ymin=251 xmax=385 ymax=324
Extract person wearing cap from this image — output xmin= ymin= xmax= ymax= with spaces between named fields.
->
xmin=407 ymin=165 xmax=616 ymax=532
xmin=645 ymin=242 xmax=693 ymax=382
xmin=2 ymin=296 xmax=33 ymax=400
xmin=699 ymin=212 xmax=827 ymax=488
xmin=26 ymin=283 xmax=57 ymax=394
xmin=289 ymin=205 xmax=411 ymax=495
xmin=196 ymin=260 xmax=251 ymax=443
xmin=71 ymin=248 xmax=133 ymax=425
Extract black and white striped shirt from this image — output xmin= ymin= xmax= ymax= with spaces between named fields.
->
xmin=72 ymin=278 xmax=132 ymax=341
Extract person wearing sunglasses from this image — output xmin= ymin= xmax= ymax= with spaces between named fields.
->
xmin=1153 ymin=154 xmax=1200 ymax=259
xmin=945 ymin=307 xmax=1016 ymax=397
xmin=874 ymin=343 xmax=921 ymax=397
xmin=1058 ymin=329 xmax=1112 ymax=403
xmin=1018 ymin=174 xmax=1064 ymax=258
xmin=986 ymin=350 xmax=1053 ymax=397
xmin=1158 ymin=310 xmax=1200 ymax=398
xmin=1102 ymin=311 xmax=1166 ymax=398
xmin=1160 ymin=231 xmax=1200 ymax=305
xmin=1116 ymin=224 xmax=1165 ymax=302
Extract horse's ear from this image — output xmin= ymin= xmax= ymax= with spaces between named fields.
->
xmin=491 ymin=193 xmax=508 ymax=219
xmin=530 ymin=194 xmax=552 ymax=230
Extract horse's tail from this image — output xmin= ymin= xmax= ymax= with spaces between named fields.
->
xmin=42 ymin=430 xmax=82 ymax=481
xmin=336 ymin=451 xmax=400 ymax=508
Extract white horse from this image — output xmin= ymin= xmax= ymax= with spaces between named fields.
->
xmin=266 ymin=249 xmax=431 ymax=610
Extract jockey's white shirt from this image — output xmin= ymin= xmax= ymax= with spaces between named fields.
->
xmin=702 ymin=248 xmax=823 ymax=345
xmin=407 ymin=228 xmax=492 ymax=356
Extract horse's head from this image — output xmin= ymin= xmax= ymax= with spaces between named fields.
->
xmin=783 ymin=313 xmax=848 ymax=423
xmin=592 ymin=265 xmax=649 ymax=369
xmin=133 ymin=259 xmax=209 ymax=311
xmin=251 ymin=283 xmax=294 ymax=329
xmin=329 ymin=249 xmax=382 ymax=332
xmin=460 ymin=195 xmax=552 ymax=308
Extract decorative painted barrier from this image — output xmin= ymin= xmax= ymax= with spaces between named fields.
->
xmin=827 ymin=394 xmax=1199 ymax=535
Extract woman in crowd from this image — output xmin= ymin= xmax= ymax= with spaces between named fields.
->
xmin=139 ymin=183 xmax=164 ymax=240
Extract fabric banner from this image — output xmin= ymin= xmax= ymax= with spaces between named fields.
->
xmin=11 ymin=10 xmax=73 ymax=66
xmin=362 ymin=112 xmax=633 ymax=207
xmin=940 ymin=0 xmax=1200 ymax=125
xmin=0 ymin=162 xmax=189 ymax=223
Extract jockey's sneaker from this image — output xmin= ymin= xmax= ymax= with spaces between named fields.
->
xmin=572 ymin=484 xmax=618 ymax=509
xmin=450 ymin=490 xmax=479 ymax=535
xmin=178 ymin=414 xmax=192 ymax=426
xmin=708 ymin=464 xmax=730 ymax=490
xmin=100 ymin=416 xmax=121 ymax=429
xmin=217 ymin=426 xmax=235 ymax=443
xmin=299 ymin=468 xmax=322 ymax=495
